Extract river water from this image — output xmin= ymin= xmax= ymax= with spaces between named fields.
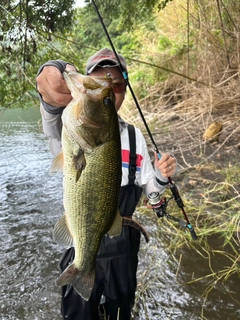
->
xmin=0 ymin=108 xmax=239 ymax=320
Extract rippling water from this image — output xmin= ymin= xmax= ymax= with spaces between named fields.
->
xmin=0 ymin=120 xmax=63 ymax=319
xmin=0 ymin=111 xmax=239 ymax=320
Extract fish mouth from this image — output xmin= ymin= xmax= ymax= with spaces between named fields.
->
xmin=63 ymin=71 xmax=112 ymax=90
xmin=63 ymin=71 xmax=114 ymax=103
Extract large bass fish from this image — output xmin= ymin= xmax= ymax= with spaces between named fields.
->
xmin=52 ymin=71 xmax=122 ymax=301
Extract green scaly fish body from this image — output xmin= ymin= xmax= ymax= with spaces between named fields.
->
xmin=53 ymin=72 xmax=122 ymax=301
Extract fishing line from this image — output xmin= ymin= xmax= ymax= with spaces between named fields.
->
xmin=91 ymin=0 xmax=197 ymax=240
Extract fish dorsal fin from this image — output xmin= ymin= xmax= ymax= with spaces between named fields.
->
xmin=107 ymin=210 xmax=122 ymax=237
xmin=50 ymin=151 xmax=64 ymax=173
xmin=53 ymin=214 xmax=73 ymax=248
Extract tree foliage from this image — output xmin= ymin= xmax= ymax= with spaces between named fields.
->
xmin=1 ymin=0 xmax=240 ymax=109
xmin=0 ymin=0 xmax=162 ymax=109
xmin=91 ymin=0 xmax=173 ymax=28
xmin=0 ymin=0 xmax=75 ymax=109
xmin=1 ymin=0 xmax=75 ymax=58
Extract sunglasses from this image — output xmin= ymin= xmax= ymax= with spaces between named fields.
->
xmin=112 ymin=82 xmax=126 ymax=94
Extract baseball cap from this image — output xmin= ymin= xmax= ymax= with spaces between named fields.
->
xmin=86 ymin=48 xmax=127 ymax=75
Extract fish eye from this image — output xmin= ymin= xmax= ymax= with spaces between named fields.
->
xmin=104 ymin=97 xmax=112 ymax=106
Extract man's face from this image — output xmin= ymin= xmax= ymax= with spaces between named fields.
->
xmin=89 ymin=66 xmax=126 ymax=112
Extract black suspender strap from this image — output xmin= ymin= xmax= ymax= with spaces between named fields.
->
xmin=127 ymin=124 xmax=137 ymax=185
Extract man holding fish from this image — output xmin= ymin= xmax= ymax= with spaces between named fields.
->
xmin=36 ymin=48 xmax=178 ymax=320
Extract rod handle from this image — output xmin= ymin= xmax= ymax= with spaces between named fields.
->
xmin=169 ymin=183 xmax=184 ymax=209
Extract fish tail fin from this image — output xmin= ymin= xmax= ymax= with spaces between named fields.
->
xmin=57 ymin=263 xmax=95 ymax=301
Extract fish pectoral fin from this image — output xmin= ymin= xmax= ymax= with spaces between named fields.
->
xmin=107 ymin=210 xmax=122 ymax=237
xmin=53 ymin=214 xmax=73 ymax=248
xmin=72 ymin=149 xmax=86 ymax=182
xmin=57 ymin=263 xmax=95 ymax=301
xmin=50 ymin=151 xmax=64 ymax=173
xmin=67 ymin=123 xmax=95 ymax=151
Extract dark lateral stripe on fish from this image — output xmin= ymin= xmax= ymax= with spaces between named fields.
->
xmin=122 ymin=217 xmax=150 ymax=243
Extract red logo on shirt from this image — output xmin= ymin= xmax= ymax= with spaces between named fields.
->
xmin=122 ymin=150 xmax=142 ymax=169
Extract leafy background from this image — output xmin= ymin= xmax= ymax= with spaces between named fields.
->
xmin=3 ymin=0 xmax=238 ymax=109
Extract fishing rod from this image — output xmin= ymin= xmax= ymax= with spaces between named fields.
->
xmin=91 ymin=0 xmax=197 ymax=240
